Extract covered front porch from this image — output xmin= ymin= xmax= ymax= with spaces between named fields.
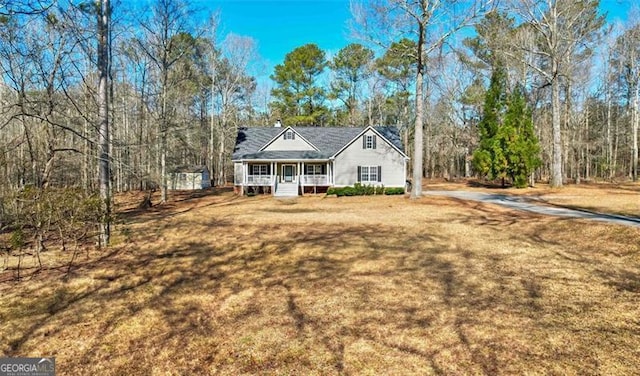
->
xmin=237 ymin=160 xmax=333 ymax=196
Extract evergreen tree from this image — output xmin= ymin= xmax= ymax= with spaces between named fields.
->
xmin=503 ymin=86 xmax=541 ymax=188
xmin=330 ymin=43 xmax=374 ymax=126
xmin=473 ymin=66 xmax=541 ymax=188
xmin=376 ymin=38 xmax=417 ymax=132
xmin=270 ymin=44 xmax=327 ymax=125
xmin=473 ymin=64 xmax=508 ymax=184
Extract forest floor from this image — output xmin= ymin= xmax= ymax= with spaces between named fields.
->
xmin=1 ymin=182 xmax=640 ymax=375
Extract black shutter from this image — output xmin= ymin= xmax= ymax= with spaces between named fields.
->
xmin=372 ymin=135 xmax=377 ymax=149
xmin=292 ymin=132 xmax=295 ymax=140
xmin=357 ymin=166 xmax=361 ymax=182
xmin=362 ymin=135 xmax=366 ymax=149
xmin=378 ymin=166 xmax=382 ymax=182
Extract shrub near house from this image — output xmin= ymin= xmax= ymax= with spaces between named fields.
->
xmin=326 ymin=183 xmax=405 ymax=197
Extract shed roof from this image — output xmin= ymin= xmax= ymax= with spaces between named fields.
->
xmin=232 ymin=126 xmax=404 ymax=161
xmin=170 ymin=165 xmax=209 ymax=173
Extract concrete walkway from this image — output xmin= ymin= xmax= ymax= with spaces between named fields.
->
xmin=424 ymin=190 xmax=640 ymax=228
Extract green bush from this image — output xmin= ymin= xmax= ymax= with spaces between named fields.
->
xmin=384 ymin=187 xmax=405 ymax=195
xmin=327 ymin=184 xmax=401 ymax=197
xmin=364 ymin=184 xmax=375 ymax=195
xmin=343 ymin=186 xmax=356 ymax=196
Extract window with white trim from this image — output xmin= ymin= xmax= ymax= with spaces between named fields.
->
xmin=363 ymin=134 xmax=377 ymax=149
xmin=306 ymin=164 xmax=323 ymax=175
xmin=369 ymin=166 xmax=378 ymax=182
xmin=361 ymin=166 xmax=369 ymax=181
xmin=284 ymin=130 xmax=295 ymax=140
xmin=252 ymin=164 xmax=268 ymax=175
xmin=358 ymin=165 xmax=381 ymax=183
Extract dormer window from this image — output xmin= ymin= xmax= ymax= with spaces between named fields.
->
xmin=363 ymin=134 xmax=377 ymax=149
xmin=284 ymin=130 xmax=295 ymax=140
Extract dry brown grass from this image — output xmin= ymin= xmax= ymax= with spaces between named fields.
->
xmin=1 ymin=188 xmax=640 ymax=375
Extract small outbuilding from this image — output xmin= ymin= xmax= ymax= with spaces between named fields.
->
xmin=169 ymin=165 xmax=211 ymax=190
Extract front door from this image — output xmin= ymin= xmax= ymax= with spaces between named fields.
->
xmin=282 ymin=164 xmax=295 ymax=183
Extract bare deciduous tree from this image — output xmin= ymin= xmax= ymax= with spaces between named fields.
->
xmin=351 ymin=0 xmax=496 ymax=198
xmin=508 ymin=0 xmax=604 ymax=187
xmin=97 ymin=0 xmax=111 ymax=246
xmin=137 ymin=0 xmax=196 ymax=203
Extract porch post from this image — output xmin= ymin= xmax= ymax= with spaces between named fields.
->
xmin=299 ymin=161 xmax=303 ymax=196
xmin=301 ymin=161 xmax=305 ymax=186
xmin=326 ymin=161 xmax=329 ymax=185
xmin=241 ymin=162 xmax=247 ymax=195
xmin=242 ymin=162 xmax=247 ymax=185
xmin=332 ymin=163 xmax=334 ymax=185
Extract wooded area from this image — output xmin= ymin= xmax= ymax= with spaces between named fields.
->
xmin=0 ymin=0 xmax=638 ymax=246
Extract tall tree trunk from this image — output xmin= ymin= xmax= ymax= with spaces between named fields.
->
xmin=613 ymin=115 xmax=619 ymax=177
xmin=160 ymin=72 xmax=168 ymax=203
xmin=607 ymin=91 xmax=613 ymax=179
xmin=209 ymin=60 xmax=216 ymax=183
xmin=411 ymin=22 xmax=425 ymax=199
xmin=98 ymin=0 xmax=111 ymax=246
xmin=41 ymin=146 xmax=55 ymax=189
xmin=217 ymin=119 xmax=225 ymax=186
xmin=550 ymin=64 xmax=563 ymax=187
xmin=633 ymin=82 xmax=639 ymax=181
xmin=139 ymin=70 xmax=146 ymax=190
xmin=585 ymin=104 xmax=590 ymax=180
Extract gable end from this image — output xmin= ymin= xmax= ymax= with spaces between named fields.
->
xmin=331 ymin=126 xmax=408 ymax=160
xmin=259 ymin=126 xmax=319 ymax=152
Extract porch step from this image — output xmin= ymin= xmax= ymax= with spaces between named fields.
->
xmin=274 ymin=183 xmax=299 ymax=197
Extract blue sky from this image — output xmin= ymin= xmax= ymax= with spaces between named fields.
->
xmin=202 ymin=0 xmax=352 ymax=71
xmin=200 ymin=0 xmax=631 ymax=79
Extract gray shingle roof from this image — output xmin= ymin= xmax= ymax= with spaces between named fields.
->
xmin=232 ymin=126 xmax=404 ymax=161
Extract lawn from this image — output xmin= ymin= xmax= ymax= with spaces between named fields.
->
xmin=1 ymin=187 xmax=639 ymax=375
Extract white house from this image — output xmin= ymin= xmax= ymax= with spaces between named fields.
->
xmin=232 ymin=125 xmax=409 ymax=196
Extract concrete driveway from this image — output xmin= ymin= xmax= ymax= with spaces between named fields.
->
xmin=424 ymin=190 xmax=640 ymax=228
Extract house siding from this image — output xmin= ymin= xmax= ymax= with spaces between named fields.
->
xmin=262 ymin=131 xmax=315 ymax=151
xmin=333 ymin=129 xmax=406 ymax=187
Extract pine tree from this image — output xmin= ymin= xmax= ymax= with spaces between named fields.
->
xmin=503 ymin=86 xmax=541 ymax=188
xmin=473 ymin=64 xmax=508 ymax=185
xmin=473 ymin=69 xmax=540 ymax=188
xmin=271 ymin=44 xmax=327 ymax=125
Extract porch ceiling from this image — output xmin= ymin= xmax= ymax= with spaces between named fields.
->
xmin=236 ymin=150 xmax=330 ymax=161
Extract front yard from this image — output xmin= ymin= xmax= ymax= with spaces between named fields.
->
xmin=1 ymin=188 xmax=639 ymax=375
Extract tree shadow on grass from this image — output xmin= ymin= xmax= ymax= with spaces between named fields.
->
xmin=2 ymin=197 xmax=640 ymax=374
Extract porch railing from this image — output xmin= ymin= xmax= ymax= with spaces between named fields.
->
xmin=245 ymin=174 xmax=330 ymax=186
xmin=301 ymin=174 xmax=329 ymax=185
xmin=246 ymin=175 xmax=274 ymax=185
